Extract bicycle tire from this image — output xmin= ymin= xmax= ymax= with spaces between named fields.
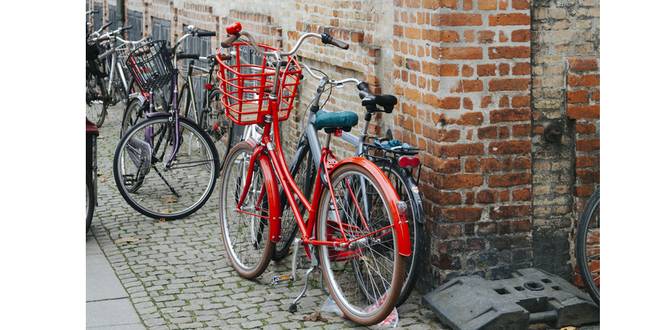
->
xmin=576 ymin=188 xmax=600 ymax=305
xmin=317 ymin=161 xmax=405 ymax=325
xmin=86 ymin=178 xmax=94 ymax=233
xmin=272 ymin=141 xmax=316 ymax=261
xmin=120 ymin=97 xmax=147 ymax=137
xmin=218 ymin=141 xmax=274 ymax=279
xmin=373 ymin=159 xmax=424 ymax=307
xmin=86 ymin=69 xmax=108 ymax=127
xmin=113 ymin=116 xmax=220 ymax=220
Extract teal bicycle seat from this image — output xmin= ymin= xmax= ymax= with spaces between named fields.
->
xmin=313 ymin=110 xmax=358 ymax=132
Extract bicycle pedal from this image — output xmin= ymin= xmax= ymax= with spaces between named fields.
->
xmin=271 ymin=274 xmax=294 ymax=286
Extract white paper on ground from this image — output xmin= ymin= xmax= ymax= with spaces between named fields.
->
xmin=320 ymin=296 xmax=399 ymax=328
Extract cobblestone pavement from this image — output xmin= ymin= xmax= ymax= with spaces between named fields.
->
xmin=89 ymin=104 xmax=444 ymax=329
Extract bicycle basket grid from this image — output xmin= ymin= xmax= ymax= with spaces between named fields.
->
xmin=126 ymin=40 xmax=174 ymax=91
xmin=216 ymin=42 xmax=302 ymax=125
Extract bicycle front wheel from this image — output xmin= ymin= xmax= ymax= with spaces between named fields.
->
xmin=218 ymin=141 xmax=274 ymax=279
xmin=317 ymin=162 xmax=405 ymax=325
xmin=113 ymin=116 xmax=219 ymax=219
xmin=577 ymin=188 xmax=600 ymax=304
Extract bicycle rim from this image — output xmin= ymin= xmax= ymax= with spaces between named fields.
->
xmin=577 ymin=193 xmax=600 ymax=304
xmin=86 ymin=72 xmax=107 ymax=127
xmin=218 ymin=142 xmax=273 ymax=278
xmin=318 ymin=163 xmax=403 ymax=325
xmin=114 ymin=117 xmax=218 ymax=219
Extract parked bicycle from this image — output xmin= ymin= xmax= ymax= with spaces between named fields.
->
xmin=272 ymin=62 xmax=425 ymax=307
xmin=86 ymin=119 xmax=99 ymax=233
xmin=216 ymin=22 xmax=411 ymax=325
xmin=121 ymin=47 xmax=234 ymax=162
xmin=113 ymin=26 xmax=225 ymax=220
xmin=86 ymin=24 xmax=146 ymax=127
xmin=576 ymin=186 xmax=599 ymax=305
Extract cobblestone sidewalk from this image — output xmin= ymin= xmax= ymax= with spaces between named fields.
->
xmin=88 ymin=105 xmax=443 ymax=329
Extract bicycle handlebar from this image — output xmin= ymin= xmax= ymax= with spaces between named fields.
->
xmin=300 ymin=62 xmax=360 ymax=86
xmin=173 ymin=25 xmax=216 ymax=54
xmin=220 ymin=21 xmax=349 ymax=56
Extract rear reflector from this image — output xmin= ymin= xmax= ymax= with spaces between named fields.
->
xmin=398 ymin=156 xmax=420 ymax=168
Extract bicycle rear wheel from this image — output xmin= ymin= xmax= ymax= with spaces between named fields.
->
xmin=374 ymin=160 xmax=423 ymax=307
xmin=113 ymin=116 xmax=219 ymax=219
xmin=317 ymin=162 xmax=404 ymax=325
xmin=577 ymin=188 xmax=600 ymax=304
xmin=218 ymin=141 xmax=274 ymax=278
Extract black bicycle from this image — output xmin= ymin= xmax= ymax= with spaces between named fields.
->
xmin=576 ymin=186 xmax=600 ymax=304
xmin=273 ymin=63 xmax=425 ymax=307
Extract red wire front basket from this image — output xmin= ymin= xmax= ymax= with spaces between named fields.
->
xmin=216 ymin=42 xmax=302 ymax=125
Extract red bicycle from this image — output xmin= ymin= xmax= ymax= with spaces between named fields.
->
xmin=216 ymin=22 xmax=411 ymax=325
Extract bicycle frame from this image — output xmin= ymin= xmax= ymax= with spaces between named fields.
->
xmin=234 ymin=74 xmax=411 ymax=256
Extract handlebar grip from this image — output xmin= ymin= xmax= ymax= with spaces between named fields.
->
xmin=357 ymin=81 xmax=370 ymax=93
xmin=177 ymin=53 xmax=201 ymax=60
xmin=220 ymin=34 xmax=240 ymax=48
xmin=321 ymin=33 xmax=349 ymax=50
xmin=119 ymin=25 xmax=133 ymax=33
xmin=197 ymin=31 xmax=216 ymax=37
xmin=226 ymin=22 xmax=242 ymax=35
xmin=216 ymin=54 xmax=232 ymax=61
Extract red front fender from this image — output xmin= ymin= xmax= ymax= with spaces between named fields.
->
xmin=240 ymin=141 xmax=282 ymax=242
xmin=331 ymin=157 xmax=412 ymax=256
xmin=258 ymin=153 xmax=282 ymax=242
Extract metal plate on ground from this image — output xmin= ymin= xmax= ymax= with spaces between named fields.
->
xmin=422 ymin=268 xmax=599 ymax=330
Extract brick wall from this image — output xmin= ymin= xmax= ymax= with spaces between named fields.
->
xmin=530 ymin=0 xmax=599 ymax=279
xmin=96 ymin=0 xmax=599 ymax=291
xmin=391 ymin=0 xmax=534 ymax=289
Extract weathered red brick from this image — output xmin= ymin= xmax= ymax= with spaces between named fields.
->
xmin=438 ymin=143 xmax=485 ymax=157
xmin=576 ymin=139 xmax=599 ymax=152
xmin=568 ymin=74 xmax=600 ymax=87
xmin=474 ymin=65 xmax=495 ymax=78
xmin=491 ymin=205 xmax=531 ymax=219
xmin=490 ymin=108 xmax=531 ymax=123
xmin=442 ymin=207 xmax=483 ymax=222
xmin=569 ymin=58 xmax=599 ymax=72
xmin=489 ymin=78 xmax=530 ymax=91
xmin=442 ymin=174 xmax=484 ymax=189
xmin=489 ymin=13 xmax=531 ymax=26
xmin=433 ymin=47 xmax=483 ymax=60
xmin=511 ymin=29 xmax=531 ymax=42
xmin=567 ymin=90 xmax=590 ymax=104
xmin=489 ymin=140 xmax=532 ymax=155
xmin=433 ymin=13 xmax=482 ymax=26
xmin=489 ymin=173 xmax=532 ymax=187
xmin=489 ymin=46 xmax=531 ymax=59
xmin=568 ymin=105 xmax=600 ymax=119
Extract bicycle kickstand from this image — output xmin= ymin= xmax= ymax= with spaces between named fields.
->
xmin=289 ymin=241 xmax=317 ymax=313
